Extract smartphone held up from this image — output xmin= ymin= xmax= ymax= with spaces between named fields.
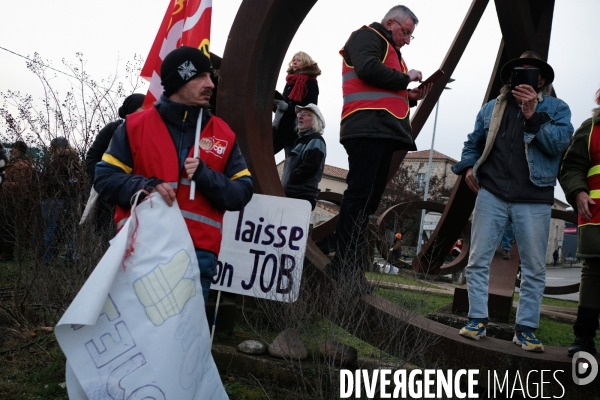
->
xmin=510 ymin=67 xmax=539 ymax=91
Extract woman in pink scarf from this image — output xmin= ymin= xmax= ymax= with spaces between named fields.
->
xmin=272 ymin=51 xmax=321 ymax=156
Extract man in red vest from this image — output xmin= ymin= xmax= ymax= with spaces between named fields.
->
xmin=95 ymin=47 xmax=253 ymax=305
xmin=324 ymin=5 xmax=430 ymax=290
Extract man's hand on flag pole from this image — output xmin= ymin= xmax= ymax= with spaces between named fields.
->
xmin=185 ymin=158 xmax=201 ymax=180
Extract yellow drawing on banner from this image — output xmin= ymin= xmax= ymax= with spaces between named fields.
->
xmin=133 ymin=250 xmax=196 ymax=326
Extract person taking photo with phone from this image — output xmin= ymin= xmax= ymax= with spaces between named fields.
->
xmin=451 ymin=51 xmax=574 ymax=352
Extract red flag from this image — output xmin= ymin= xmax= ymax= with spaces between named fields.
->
xmin=141 ymin=0 xmax=212 ymax=109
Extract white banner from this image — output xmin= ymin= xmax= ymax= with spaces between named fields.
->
xmin=55 ymin=194 xmax=227 ymax=400
xmin=213 ymin=194 xmax=311 ymax=302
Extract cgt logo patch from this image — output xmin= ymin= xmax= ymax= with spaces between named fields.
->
xmin=199 ymin=137 xmax=228 ymax=158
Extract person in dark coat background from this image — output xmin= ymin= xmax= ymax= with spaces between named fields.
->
xmin=85 ymin=93 xmax=144 ymax=234
xmin=272 ymin=51 xmax=320 ymax=157
xmin=0 ymin=141 xmax=34 ymax=261
xmin=280 ymin=103 xmax=326 ymax=210
xmin=41 ymin=137 xmax=84 ymax=265
xmin=86 ymin=93 xmax=145 ymax=180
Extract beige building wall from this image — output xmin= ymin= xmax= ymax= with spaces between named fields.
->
xmin=318 ymin=178 xmax=347 ymax=194
xmin=402 ymin=149 xmax=458 ymax=191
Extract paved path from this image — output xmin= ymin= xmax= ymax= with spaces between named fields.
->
xmin=543 ymin=265 xmax=581 ymax=302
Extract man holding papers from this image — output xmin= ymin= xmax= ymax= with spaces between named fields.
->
xmin=323 ymin=5 xmax=431 ymax=291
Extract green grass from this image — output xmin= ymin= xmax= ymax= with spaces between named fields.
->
xmin=376 ymin=288 xmax=453 ymax=316
xmin=0 ymin=335 xmax=68 ymax=400
xmin=223 ymin=382 xmax=267 ymax=400
xmin=366 ymin=271 xmax=441 ymax=289
xmin=536 ymin=316 xmax=600 ymax=348
xmin=305 ymin=319 xmax=398 ymax=362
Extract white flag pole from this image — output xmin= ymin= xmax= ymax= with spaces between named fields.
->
xmin=190 ymin=108 xmax=203 ymax=200
xmin=210 ymin=290 xmax=222 ymax=345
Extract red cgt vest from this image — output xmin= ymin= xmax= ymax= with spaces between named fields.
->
xmin=114 ymin=108 xmax=237 ymax=254
xmin=579 ymin=120 xmax=600 ymax=227
xmin=340 ymin=26 xmax=409 ymax=120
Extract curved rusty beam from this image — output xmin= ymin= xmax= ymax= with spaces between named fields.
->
xmin=376 ymin=200 xmax=471 ymax=275
xmin=317 ymin=191 xmax=344 ymax=206
xmin=217 ymin=0 xmax=317 ymax=195
xmin=216 ymin=0 xmax=593 ymax=394
xmin=310 ymin=192 xmax=343 ymax=242
xmin=413 ymin=176 xmax=477 ymax=273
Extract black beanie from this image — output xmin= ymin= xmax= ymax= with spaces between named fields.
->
xmin=118 ymin=93 xmax=145 ymax=119
xmin=160 ymin=46 xmax=213 ymax=97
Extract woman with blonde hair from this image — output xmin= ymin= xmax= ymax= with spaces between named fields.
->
xmin=272 ymin=51 xmax=321 ymax=156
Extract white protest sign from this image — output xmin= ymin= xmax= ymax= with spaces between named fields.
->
xmin=55 ymin=194 xmax=227 ymax=400
xmin=213 ymin=194 xmax=311 ymax=302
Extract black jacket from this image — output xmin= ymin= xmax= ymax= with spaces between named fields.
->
xmin=340 ymin=22 xmax=417 ymax=151
xmin=273 ymin=63 xmax=321 ymax=155
xmin=478 ymin=95 xmax=554 ymax=204
xmin=281 ymin=129 xmax=326 ymax=210
xmin=278 ymin=80 xmax=319 ymax=144
xmin=86 ymin=120 xmax=122 ymax=181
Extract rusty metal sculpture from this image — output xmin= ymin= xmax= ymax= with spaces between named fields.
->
xmin=216 ymin=0 xmax=595 ymax=395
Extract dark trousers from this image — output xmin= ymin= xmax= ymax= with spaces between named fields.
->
xmin=572 ymin=258 xmax=600 ymax=338
xmin=272 ymin=126 xmax=294 ymax=158
xmin=330 ymin=137 xmax=396 ymax=275
xmin=579 ymin=257 xmax=600 ymax=310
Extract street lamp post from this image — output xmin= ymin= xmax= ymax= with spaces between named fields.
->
xmin=416 ymin=79 xmax=454 ymax=256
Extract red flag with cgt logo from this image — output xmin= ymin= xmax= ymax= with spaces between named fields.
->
xmin=141 ymin=0 xmax=212 ymax=109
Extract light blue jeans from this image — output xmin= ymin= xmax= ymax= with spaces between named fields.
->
xmin=467 ymin=189 xmax=550 ymax=331
xmin=501 ymin=224 xmax=514 ymax=251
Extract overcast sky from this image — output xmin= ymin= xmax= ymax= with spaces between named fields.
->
xmin=2 ymin=0 xmax=599 ymax=204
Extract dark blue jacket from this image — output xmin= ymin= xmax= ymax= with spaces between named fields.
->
xmin=95 ymin=95 xmax=253 ymax=211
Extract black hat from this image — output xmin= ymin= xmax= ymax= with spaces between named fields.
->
xmin=12 ymin=140 xmax=27 ymax=154
xmin=500 ymin=51 xmax=554 ymax=85
xmin=50 ymin=136 xmax=69 ymax=149
xmin=160 ymin=46 xmax=213 ymax=97
xmin=118 ymin=93 xmax=145 ymax=119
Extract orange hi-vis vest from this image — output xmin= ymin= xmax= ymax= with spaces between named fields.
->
xmin=579 ymin=120 xmax=600 ymax=227
xmin=340 ymin=26 xmax=409 ymax=120
xmin=114 ymin=108 xmax=236 ymax=255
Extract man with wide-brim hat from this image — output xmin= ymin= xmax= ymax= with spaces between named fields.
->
xmin=451 ymin=51 xmax=574 ymax=352
xmin=500 ymin=51 xmax=555 ymax=86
